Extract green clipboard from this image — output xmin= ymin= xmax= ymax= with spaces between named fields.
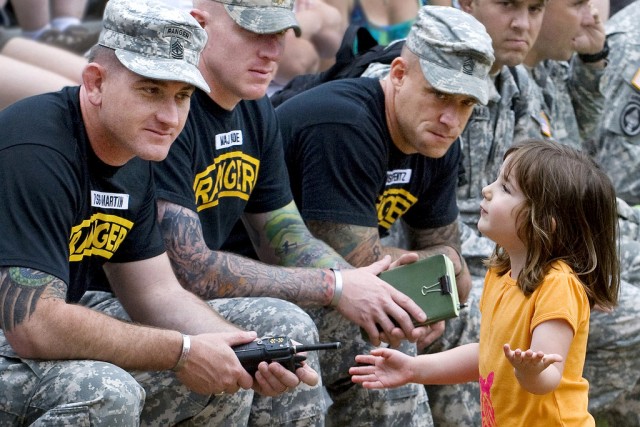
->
xmin=379 ymin=254 xmax=462 ymax=326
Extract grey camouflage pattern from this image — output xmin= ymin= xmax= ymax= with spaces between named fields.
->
xmin=215 ymin=0 xmax=295 ymax=8
xmin=0 ymin=356 xmax=146 ymax=426
xmin=593 ymin=0 xmax=640 ymax=205
xmin=528 ymin=59 xmax=602 ymax=149
xmin=568 ymin=56 xmax=606 ymax=142
xmin=361 ymin=62 xmax=393 ymax=80
xmin=618 ymin=196 xmax=640 ymax=241
xmin=98 ymin=0 xmax=210 ymax=92
xmin=217 ymin=0 xmax=301 ymax=36
xmin=0 ymin=292 xmax=325 ymax=426
xmin=584 ymin=281 xmax=640 ymax=426
xmin=617 ymin=198 xmax=640 ymax=290
xmin=406 ymin=6 xmax=494 ymax=104
xmin=306 ymin=307 xmax=432 ymax=427
xmin=619 ymin=240 xmax=640 ymax=288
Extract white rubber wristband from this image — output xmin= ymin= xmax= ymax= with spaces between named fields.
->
xmin=329 ymin=268 xmax=343 ymax=307
xmin=172 ymin=334 xmax=191 ymax=371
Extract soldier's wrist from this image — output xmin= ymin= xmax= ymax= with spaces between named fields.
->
xmin=172 ymin=333 xmax=191 ymax=371
xmin=329 ymin=268 xmax=343 ymax=307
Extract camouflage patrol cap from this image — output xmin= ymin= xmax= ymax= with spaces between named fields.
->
xmin=406 ymin=6 xmax=494 ymax=105
xmin=98 ymin=0 xmax=210 ymax=92
xmin=213 ymin=0 xmax=301 ymax=37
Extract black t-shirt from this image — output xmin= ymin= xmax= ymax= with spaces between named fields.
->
xmin=154 ymin=90 xmax=292 ymax=250
xmin=0 ymin=87 xmax=165 ymax=302
xmin=278 ymin=77 xmax=460 ymax=236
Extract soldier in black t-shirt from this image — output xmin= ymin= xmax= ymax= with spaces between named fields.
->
xmin=0 ymin=1 xmax=317 ymax=425
xmin=278 ymin=6 xmax=494 ymax=424
xmin=152 ymin=1 xmax=459 ymax=426
xmin=280 ymin=4 xmax=494 ymax=333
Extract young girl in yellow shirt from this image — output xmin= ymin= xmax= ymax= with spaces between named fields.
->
xmin=351 ymin=140 xmax=620 ymax=426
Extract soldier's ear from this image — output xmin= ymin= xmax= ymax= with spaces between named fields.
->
xmin=82 ymin=63 xmax=106 ymax=106
xmin=458 ymin=0 xmax=474 ymax=13
xmin=190 ymin=8 xmax=207 ymax=29
xmin=389 ymin=56 xmax=409 ymax=86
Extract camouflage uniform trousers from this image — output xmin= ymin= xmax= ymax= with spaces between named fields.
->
xmin=305 ymin=306 xmax=432 ymax=427
xmin=0 ymin=292 xmax=326 ymax=426
xmin=461 ymin=222 xmax=640 ymax=426
xmin=205 ymin=297 xmax=326 ymax=427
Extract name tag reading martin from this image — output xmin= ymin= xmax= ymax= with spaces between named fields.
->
xmin=91 ymin=191 xmax=130 ymax=210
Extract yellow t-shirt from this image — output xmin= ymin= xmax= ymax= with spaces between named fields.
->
xmin=479 ymin=261 xmax=594 ymax=426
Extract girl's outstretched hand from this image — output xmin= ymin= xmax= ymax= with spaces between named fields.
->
xmin=503 ymin=343 xmax=563 ymax=377
xmin=350 ymin=347 xmax=414 ymax=389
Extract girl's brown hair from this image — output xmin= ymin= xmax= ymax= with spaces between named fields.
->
xmin=484 ymin=140 xmax=620 ymax=309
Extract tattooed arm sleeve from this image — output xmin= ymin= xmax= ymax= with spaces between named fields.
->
xmin=156 ymin=200 xmax=337 ymax=306
xmin=242 ymin=201 xmax=351 ymax=268
xmin=0 ymin=267 xmax=67 ymax=332
xmin=0 ymin=266 xmax=70 ymax=357
xmin=305 ymin=220 xmax=388 ymax=267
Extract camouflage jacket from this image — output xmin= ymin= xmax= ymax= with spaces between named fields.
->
xmin=528 ymin=58 xmax=604 ymax=149
xmin=593 ymin=0 xmax=640 ymax=205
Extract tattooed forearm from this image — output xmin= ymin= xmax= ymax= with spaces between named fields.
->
xmin=249 ymin=203 xmax=350 ymax=269
xmin=158 ymin=201 xmax=334 ymax=304
xmin=158 ymin=201 xmax=220 ymax=297
xmin=0 ymin=267 xmax=66 ymax=331
xmin=405 ymin=222 xmax=469 ymax=280
xmin=407 ymin=222 xmax=461 ymax=252
xmin=306 ymin=220 xmax=384 ymax=267
xmin=306 ymin=219 xmax=465 ymax=275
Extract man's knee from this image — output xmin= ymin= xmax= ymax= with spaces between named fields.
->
xmin=29 ymin=360 xmax=144 ymax=425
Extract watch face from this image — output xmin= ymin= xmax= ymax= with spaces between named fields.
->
xmin=620 ymin=100 xmax=640 ymax=137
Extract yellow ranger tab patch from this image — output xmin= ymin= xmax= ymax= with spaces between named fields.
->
xmin=69 ymin=213 xmax=134 ymax=261
xmin=193 ymin=151 xmax=260 ymax=212
xmin=632 ymin=66 xmax=640 ymax=91
xmin=377 ymin=188 xmax=418 ymax=230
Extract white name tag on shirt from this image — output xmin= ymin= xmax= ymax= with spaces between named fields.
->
xmin=91 ymin=191 xmax=130 ymax=210
xmin=215 ymin=130 xmax=243 ymax=150
xmin=386 ymin=169 xmax=412 ymax=185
